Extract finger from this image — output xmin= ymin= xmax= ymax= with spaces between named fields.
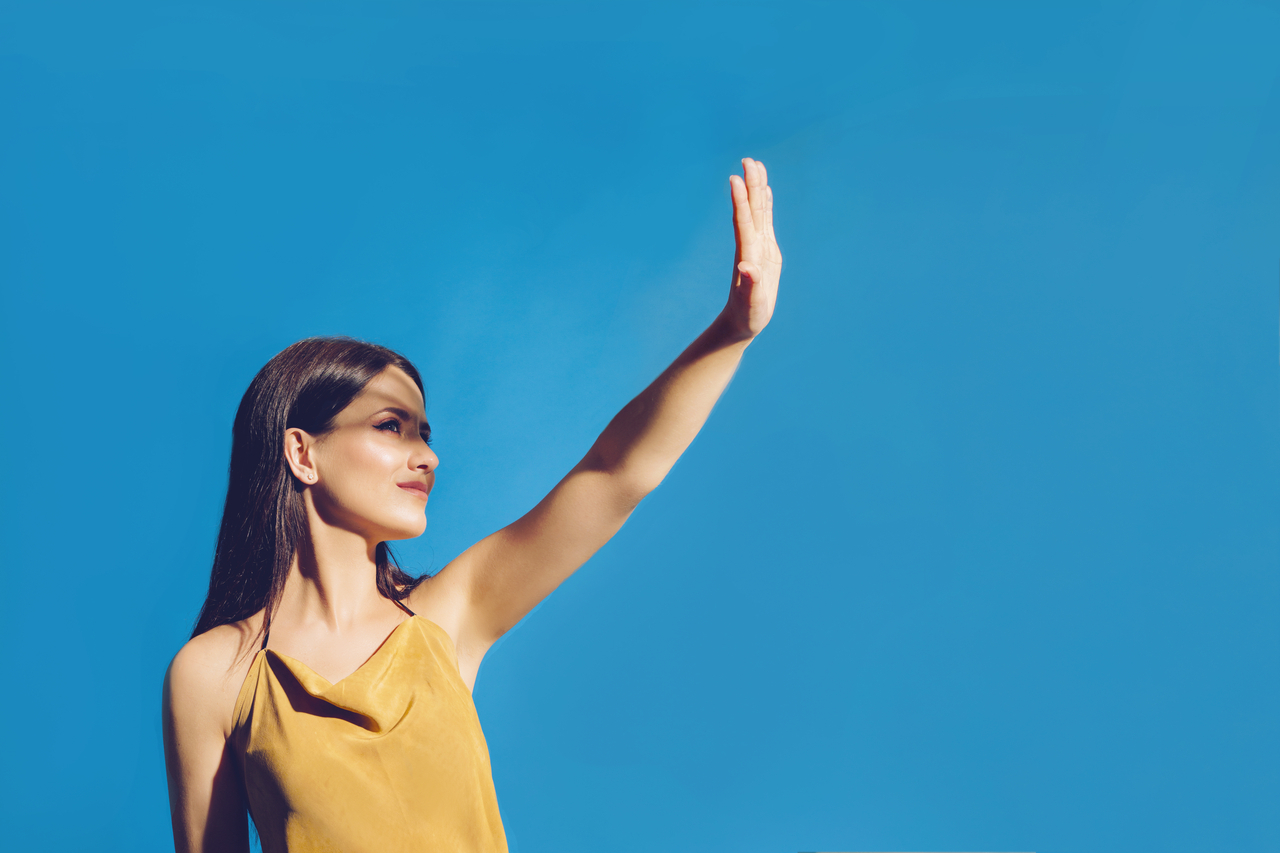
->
xmin=737 ymin=260 xmax=760 ymax=285
xmin=743 ymin=158 xmax=765 ymax=233
xmin=730 ymin=173 xmax=753 ymax=245
xmin=764 ymin=184 xmax=775 ymax=246
xmin=758 ymin=160 xmax=774 ymax=244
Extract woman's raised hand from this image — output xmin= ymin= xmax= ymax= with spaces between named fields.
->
xmin=724 ymin=157 xmax=782 ymax=341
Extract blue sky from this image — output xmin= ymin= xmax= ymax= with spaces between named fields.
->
xmin=1 ymin=2 xmax=1277 ymax=851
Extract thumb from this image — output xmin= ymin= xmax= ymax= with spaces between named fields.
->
xmin=737 ymin=261 xmax=760 ymax=286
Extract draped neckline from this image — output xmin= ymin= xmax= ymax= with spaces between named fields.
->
xmin=234 ymin=615 xmax=462 ymax=725
xmin=263 ymin=613 xmax=420 ymax=691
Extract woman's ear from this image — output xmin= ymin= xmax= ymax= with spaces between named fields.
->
xmin=284 ymin=428 xmax=319 ymax=484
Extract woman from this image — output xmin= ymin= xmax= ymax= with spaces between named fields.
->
xmin=163 ymin=158 xmax=781 ymax=852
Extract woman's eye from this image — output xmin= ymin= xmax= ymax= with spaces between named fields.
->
xmin=375 ymin=419 xmax=401 ymax=434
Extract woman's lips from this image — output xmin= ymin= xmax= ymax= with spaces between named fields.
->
xmin=397 ymin=482 xmax=429 ymax=499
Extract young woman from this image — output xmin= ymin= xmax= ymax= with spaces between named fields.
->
xmin=163 ymin=158 xmax=781 ymax=852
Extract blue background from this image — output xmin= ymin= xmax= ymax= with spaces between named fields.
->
xmin=1 ymin=2 xmax=1277 ymax=851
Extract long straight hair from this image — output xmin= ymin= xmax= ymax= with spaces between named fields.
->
xmin=191 ymin=337 xmax=427 ymax=644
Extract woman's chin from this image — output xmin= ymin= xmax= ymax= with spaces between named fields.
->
xmin=379 ymin=518 xmax=428 ymax=542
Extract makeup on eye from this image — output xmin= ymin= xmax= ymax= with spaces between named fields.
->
xmin=373 ymin=414 xmax=432 ymax=445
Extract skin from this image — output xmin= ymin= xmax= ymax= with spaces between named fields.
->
xmin=162 ymin=158 xmax=781 ymax=852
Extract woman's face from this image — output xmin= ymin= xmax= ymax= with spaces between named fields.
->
xmin=295 ymin=366 xmax=438 ymax=543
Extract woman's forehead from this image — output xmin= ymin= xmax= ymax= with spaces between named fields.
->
xmin=348 ymin=367 xmax=426 ymax=419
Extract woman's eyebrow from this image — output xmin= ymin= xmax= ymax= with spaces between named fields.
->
xmin=378 ymin=406 xmax=421 ymax=421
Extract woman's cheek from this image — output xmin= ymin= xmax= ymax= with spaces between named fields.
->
xmin=346 ymin=435 xmax=397 ymax=474
xmin=325 ymin=437 xmax=390 ymax=502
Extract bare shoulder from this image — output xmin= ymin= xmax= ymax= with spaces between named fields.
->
xmin=163 ymin=618 xmax=259 ymax=851
xmin=165 ymin=614 xmax=265 ymax=739
xmin=409 ymin=563 xmax=478 ymax=631
xmin=406 ymin=567 xmax=490 ymax=692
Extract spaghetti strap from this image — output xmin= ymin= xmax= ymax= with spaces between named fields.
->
xmin=394 ymin=597 xmax=416 ymax=618
xmin=261 ymin=625 xmax=270 ymax=651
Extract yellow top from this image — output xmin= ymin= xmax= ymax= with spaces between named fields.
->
xmin=231 ymin=613 xmax=509 ymax=853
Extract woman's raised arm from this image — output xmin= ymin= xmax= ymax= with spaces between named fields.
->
xmin=417 ymin=159 xmax=781 ymax=679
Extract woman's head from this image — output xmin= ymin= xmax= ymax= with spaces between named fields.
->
xmin=192 ymin=337 xmax=431 ymax=639
xmin=285 ymin=357 xmax=438 ymax=544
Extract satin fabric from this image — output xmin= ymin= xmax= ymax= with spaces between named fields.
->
xmin=231 ymin=615 xmax=508 ymax=853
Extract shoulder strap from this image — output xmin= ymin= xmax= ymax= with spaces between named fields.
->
xmin=394 ymin=597 xmax=416 ymax=618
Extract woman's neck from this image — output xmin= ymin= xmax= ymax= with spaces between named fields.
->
xmin=278 ymin=522 xmax=383 ymax=631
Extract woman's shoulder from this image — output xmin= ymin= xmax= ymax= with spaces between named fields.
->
xmin=406 ymin=573 xmax=468 ymax=639
xmin=165 ymin=613 xmax=266 ymax=738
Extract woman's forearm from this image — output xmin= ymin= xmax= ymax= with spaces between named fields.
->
xmin=435 ymin=161 xmax=778 ymax=645
xmin=580 ymin=158 xmax=780 ymax=502
xmin=581 ymin=309 xmax=752 ymax=498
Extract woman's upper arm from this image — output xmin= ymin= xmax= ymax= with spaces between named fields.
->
xmin=414 ymin=458 xmax=640 ymax=664
xmin=162 ymin=635 xmax=250 ymax=853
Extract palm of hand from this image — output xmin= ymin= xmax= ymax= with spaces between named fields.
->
xmin=725 ymin=157 xmax=782 ymax=341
